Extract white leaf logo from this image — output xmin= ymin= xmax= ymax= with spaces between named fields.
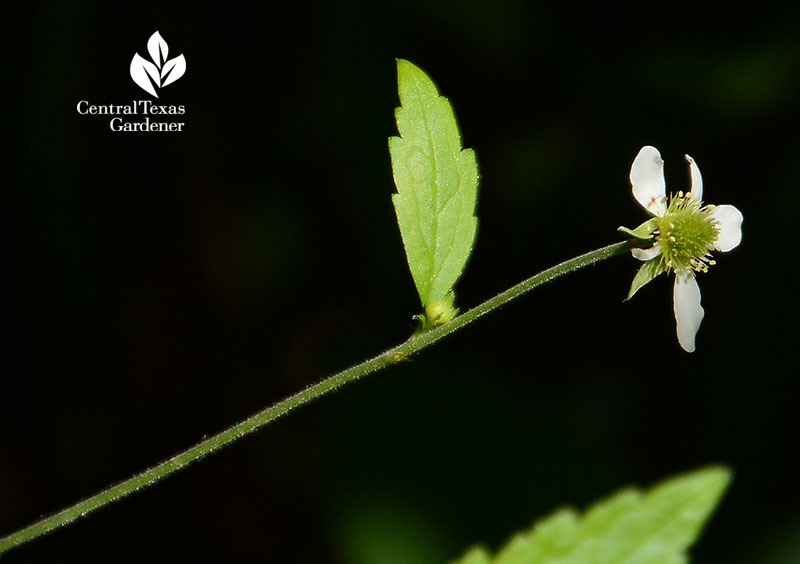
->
xmin=130 ymin=31 xmax=186 ymax=97
xmin=130 ymin=54 xmax=160 ymax=97
xmin=147 ymin=31 xmax=168 ymax=67
xmin=161 ymin=54 xmax=186 ymax=87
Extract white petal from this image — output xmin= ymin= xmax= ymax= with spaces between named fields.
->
xmin=630 ymin=146 xmax=667 ymax=216
xmin=685 ymin=154 xmax=703 ymax=202
xmin=673 ymin=274 xmax=704 ymax=353
xmin=710 ymin=205 xmax=743 ymax=252
xmin=632 ymin=246 xmax=661 ymax=261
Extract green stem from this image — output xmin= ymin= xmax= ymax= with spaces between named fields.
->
xmin=0 ymin=240 xmax=630 ymax=554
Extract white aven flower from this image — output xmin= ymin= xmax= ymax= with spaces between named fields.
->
xmin=625 ymin=145 xmax=743 ymax=353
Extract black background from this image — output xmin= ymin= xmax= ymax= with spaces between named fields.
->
xmin=4 ymin=1 xmax=798 ymax=562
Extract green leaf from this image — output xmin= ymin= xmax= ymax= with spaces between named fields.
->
xmin=627 ymin=258 xmax=667 ymax=300
xmin=389 ymin=59 xmax=479 ymax=323
xmin=451 ymin=466 xmax=732 ymax=564
xmin=456 ymin=547 xmax=492 ymax=564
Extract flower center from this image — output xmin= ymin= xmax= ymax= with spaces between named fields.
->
xmin=655 ymin=192 xmax=720 ymax=274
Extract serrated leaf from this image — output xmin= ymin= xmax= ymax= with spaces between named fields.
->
xmin=451 ymin=466 xmax=731 ymax=564
xmin=389 ymin=60 xmax=478 ymax=318
xmin=628 ymin=258 xmax=666 ymax=300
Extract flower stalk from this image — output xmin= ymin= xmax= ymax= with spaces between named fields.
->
xmin=0 ymin=240 xmax=630 ymax=554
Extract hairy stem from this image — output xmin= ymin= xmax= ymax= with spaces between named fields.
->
xmin=0 ymin=240 xmax=630 ymax=554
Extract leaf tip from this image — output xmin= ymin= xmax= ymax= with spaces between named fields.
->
xmin=651 ymin=464 xmax=734 ymax=520
xmin=395 ymin=58 xmax=413 ymax=72
xmin=396 ymin=59 xmax=436 ymax=96
xmin=396 ymin=59 xmax=416 ymax=80
xmin=679 ymin=464 xmax=734 ymax=495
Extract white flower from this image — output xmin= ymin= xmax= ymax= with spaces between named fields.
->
xmin=627 ymin=146 xmax=743 ymax=352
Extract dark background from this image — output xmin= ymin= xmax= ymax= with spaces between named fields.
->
xmin=4 ymin=1 xmax=798 ymax=562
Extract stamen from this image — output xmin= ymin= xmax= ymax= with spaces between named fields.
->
xmin=655 ymin=191 xmax=721 ymax=277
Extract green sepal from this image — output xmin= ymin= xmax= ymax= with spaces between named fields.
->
xmin=628 ymin=258 xmax=666 ymax=300
xmin=618 ymin=218 xmax=658 ymax=246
